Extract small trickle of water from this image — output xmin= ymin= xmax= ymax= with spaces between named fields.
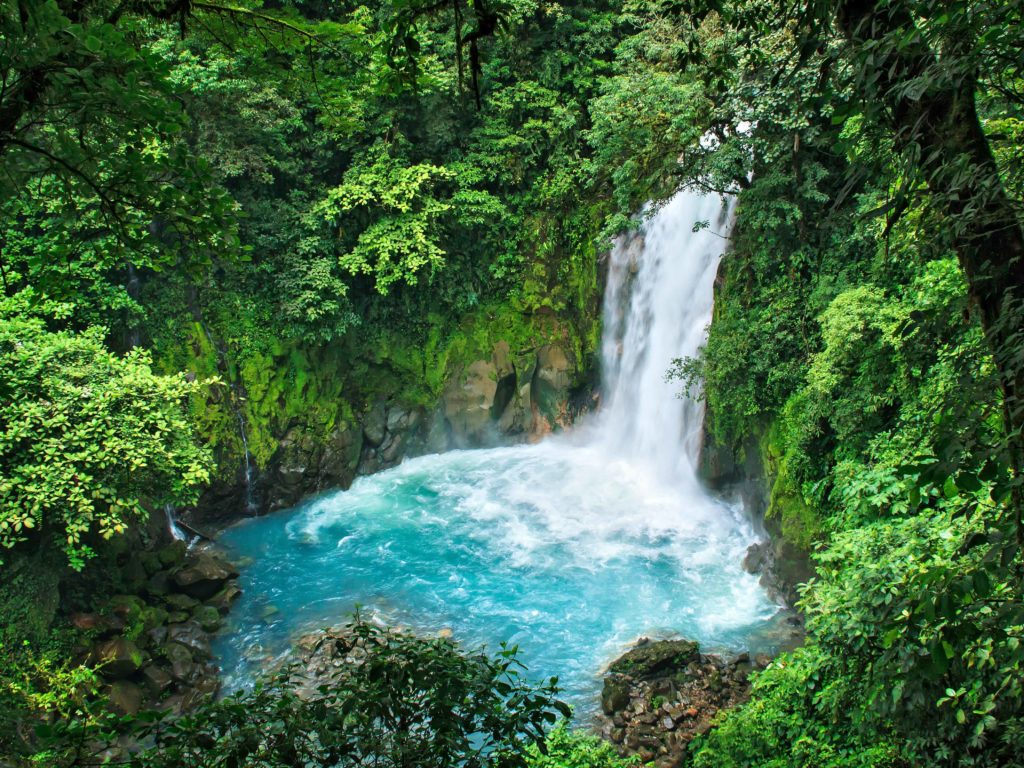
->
xmin=215 ymin=189 xmax=778 ymax=713
xmin=165 ymin=504 xmax=190 ymax=543
xmin=235 ymin=410 xmax=257 ymax=515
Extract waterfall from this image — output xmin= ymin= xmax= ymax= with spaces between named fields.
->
xmin=216 ymin=186 xmax=776 ymax=708
xmin=594 ymin=189 xmax=734 ymax=483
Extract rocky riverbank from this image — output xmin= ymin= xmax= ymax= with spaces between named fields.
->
xmin=598 ymin=638 xmax=776 ymax=767
xmin=73 ymin=543 xmax=240 ymax=716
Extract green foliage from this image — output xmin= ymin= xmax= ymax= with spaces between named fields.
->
xmin=628 ymin=1 xmax=1024 ymax=764
xmin=525 ymin=723 xmax=640 ymax=768
xmin=0 ymin=297 xmax=211 ymax=568
xmin=691 ymin=646 xmax=905 ymax=768
xmin=121 ymin=616 xmax=570 ymax=768
xmin=0 ymin=0 xmax=241 ymax=334
xmin=0 ymin=637 xmax=102 ymax=766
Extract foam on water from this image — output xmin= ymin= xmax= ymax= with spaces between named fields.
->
xmin=214 ymin=189 xmax=782 ymax=714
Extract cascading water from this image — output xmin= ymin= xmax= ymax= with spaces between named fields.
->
xmin=214 ymin=189 xmax=779 ymax=711
xmin=596 ymin=192 xmax=734 ymax=481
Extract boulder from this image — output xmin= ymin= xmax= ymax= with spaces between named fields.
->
xmin=158 ymin=541 xmax=187 ymax=568
xmin=141 ymin=665 xmax=173 ymax=697
xmin=164 ymin=593 xmax=199 ymax=612
xmin=163 ymin=642 xmax=195 ymax=682
xmin=167 ymin=621 xmax=212 ymax=658
xmin=192 ymin=604 xmax=222 ymax=633
xmin=107 ymin=594 xmax=145 ymax=621
xmin=71 ymin=612 xmax=123 ymax=636
xmin=107 ymin=680 xmax=144 ymax=716
xmin=602 ymin=675 xmax=631 ymax=715
xmin=173 ymin=553 xmax=239 ymax=600
xmin=139 ymin=551 xmax=163 ymax=576
xmin=140 ymin=605 xmax=169 ymax=633
xmin=207 ymin=581 xmax=242 ymax=614
xmin=91 ymin=638 xmax=146 ymax=679
xmin=608 ymin=639 xmax=700 ymax=679
xmin=146 ymin=570 xmax=172 ymax=597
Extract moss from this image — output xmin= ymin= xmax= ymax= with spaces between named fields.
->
xmin=0 ymin=546 xmax=62 ymax=647
xmin=145 ymin=220 xmax=603 ymax=483
xmin=760 ymin=420 xmax=823 ymax=552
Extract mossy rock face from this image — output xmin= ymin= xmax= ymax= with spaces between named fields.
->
xmin=0 ymin=547 xmax=61 ymax=646
xmin=608 ymin=639 xmax=701 ymax=679
xmin=158 ymin=541 xmax=188 ymax=568
xmin=759 ymin=419 xmax=823 ymax=552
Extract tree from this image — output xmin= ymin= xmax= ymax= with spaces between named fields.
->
xmin=0 ymin=296 xmax=211 ymax=568
xmin=674 ymin=0 xmax=1024 ymax=519
xmin=0 ymin=0 xmax=242 ymax=315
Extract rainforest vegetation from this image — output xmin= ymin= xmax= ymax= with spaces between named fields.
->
xmin=1 ymin=0 xmax=1022 ymax=766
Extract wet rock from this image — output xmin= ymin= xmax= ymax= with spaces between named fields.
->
xmin=107 ymin=680 xmax=144 ymax=716
xmin=147 ymin=625 xmax=169 ymax=647
xmin=266 ymin=424 xmax=362 ymax=513
xmin=192 ymin=605 xmax=222 ymax=633
xmin=107 ymin=594 xmax=146 ymax=621
xmin=602 ymin=676 xmax=631 ymax=715
xmin=164 ymin=593 xmax=200 ymax=612
xmin=742 ymin=541 xmax=770 ymax=574
xmin=140 ymin=606 xmax=169 ymax=633
xmin=207 ymin=581 xmax=242 ymax=614
xmin=91 ymin=638 xmax=147 ymax=679
xmin=71 ymin=613 xmax=123 ymax=636
xmin=163 ymin=642 xmax=195 ymax=682
xmin=259 ymin=604 xmax=280 ymax=622
xmin=421 ymin=409 xmax=449 ymax=454
xmin=158 ymin=541 xmax=187 ymax=568
xmin=141 ymin=665 xmax=173 ymax=697
xmin=146 ymin=570 xmax=172 ymax=597
xmin=363 ymin=402 xmax=388 ymax=447
xmin=139 ymin=551 xmax=163 ymax=576
xmin=167 ymin=621 xmax=212 ymax=659
xmin=173 ymin=552 xmax=239 ymax=600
